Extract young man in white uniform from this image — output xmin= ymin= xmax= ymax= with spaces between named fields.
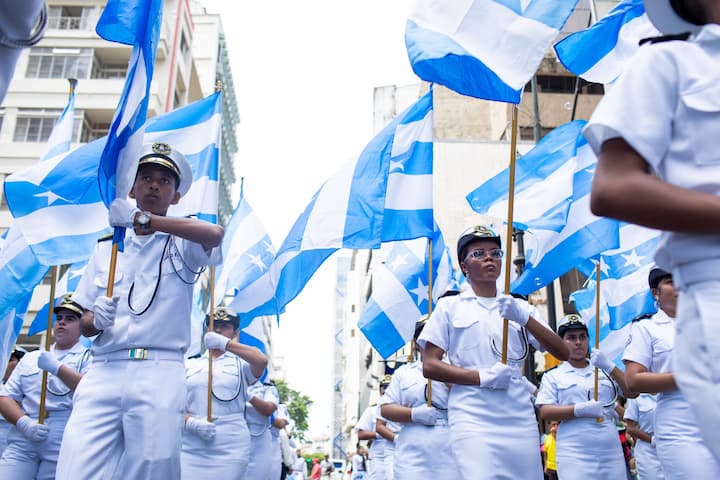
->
xmin=587 ymin=0 xmax=720 ymax=460
xmin=624 ymin=393 xmax=665 ymax=479
xmin=245 ymin=380 xmax=279 ymax=479
xmin=0 ymin=295 xmax=89 ymax=479
xmin=355 ymin=380 xmax=390 ymax=480
xmin=54 ymin=142 xmax=224 ymax=479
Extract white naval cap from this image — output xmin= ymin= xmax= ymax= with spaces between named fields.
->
xmin=137 ymin=142 xmax=192 ymax=196
xmin=644 ymin=0 xmax=705 ymax=35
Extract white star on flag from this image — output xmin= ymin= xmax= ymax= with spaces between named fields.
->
xmin=388 ymin=253 xmax=408 ymax=271
xmin=621 ymin=248 xmax=644 ymax=268
xmin=389 ymin=159 xmax=405 ymax=172
xmin=247 ymin=252 xmax=268 ymax=272
xmin=34 ymin=191 xmax=69 ymax=206
xmin=409 ymin=277 xmax=428 ymax=307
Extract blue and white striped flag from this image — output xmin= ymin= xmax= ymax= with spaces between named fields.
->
xmin=218 ymin=189 xmax=280 ymax=320
xmin=240 ymin=316 xmax=268 ymax=354
xmin=405 ymin=0 xmax=580 ymax=103
xmin=41 ymin=81 xmax=77 ymax=161
xmin=269 ymin=92 xmax=434 ymax=311
xmin=466 ymin=120 xmax=586 ymax=232
xmin=359 ymin=225 xmax=458 ymax=359
xmin=511 ymin=126 xmax=620 ymax=295
xmin=554 ymin=0 xmax=658 ymax=84
xmin=28 ymin=259 xmax=88 ymax=336
xmin=4 ymin=93 xmax=223 ymax=265
xmin=95 ymin=0 xmax=163 ymax=246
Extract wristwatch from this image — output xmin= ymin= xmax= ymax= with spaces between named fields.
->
xmin=135 ymin=210 xmax=152 ymax=231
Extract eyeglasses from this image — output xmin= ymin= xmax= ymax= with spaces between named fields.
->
xmin=465 ymin=248 xmax=503 ymax=260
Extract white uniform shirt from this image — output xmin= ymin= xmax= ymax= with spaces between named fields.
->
xmin=355 ymin=404 xmax=385 ymax=460
xmin=185 ymin=352 xmax=256 ymax=417
xmin=380 ymin=361 xmax=449 ymax=412
xmin=536 ymin=361 xmax=619 ymax=412
xmin=73 ymin=231 xmax=220 ymax=355
xmin=584 ymin=24 xmax=720 ymax=270
xmin=622 ymin=311 xmax=674 ymax=375
xmin=624 ymin=394 xmax=657 ymax=436
xmin=245 ymin=382 xmax=279 ymax=434
xmin=0 ymin=342 xmax=89 ymax=416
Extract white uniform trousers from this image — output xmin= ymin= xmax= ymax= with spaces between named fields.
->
xmin=55 ymin=356 xmax=185 ymax=480
xmin=633 ymin=441 xmax=665 ymax=480
xmin=672 ymin=279 xmax=720 ymax=463
xmin=245 ymin=428 xmax=272 ymax=479
xmin=181 ymin=413 xmax=251 ymax=479
xmin=0 ymin=418 xmax=11 ymax=456
xmin=268 ymin=433 xmax=281 ymax=480
xmin=0 ymin=409 xmax=70 ymax=480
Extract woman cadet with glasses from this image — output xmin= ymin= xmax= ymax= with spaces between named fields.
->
xmin=622 ymin=268 xmax=720 ymax=478
xmin=535 ymin=314 xmax=634 ymax=480
xmin=181 ymin=307 xmax=267 ymax=479
xmin=379 ymin=318 xmax=459 ymax=480
xmin=417 ymin=225 xmax=569 ymax=479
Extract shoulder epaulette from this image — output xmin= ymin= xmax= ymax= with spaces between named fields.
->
xmin=186 ymin=353 xmax=202 ymax=359
xmin=97 ymin=233 xmax=113 ymax=242
xmin=632 ymin=313 xmax=653 ymax=323
xmin=639 ymin=32 xmax=691 ymax=46
xmin=543 ymin=365 xmax=559 ymax=374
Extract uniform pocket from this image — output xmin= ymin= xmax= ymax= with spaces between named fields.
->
xmin=679 ymin=84 xmax=720 ymax=166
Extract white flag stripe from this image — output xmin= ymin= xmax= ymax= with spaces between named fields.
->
xmin=13 ymin=202 xmax=107 ymax=245
xmin=598 ymin=266 xmax=652 ymax=307
xmin=391 ymin=110 xmax=434 ymax=157
xmin=144 ymin=114 xmax=222 ymax=155
xmin=223 ymin=214 xmax=270 ymax=260
xmin=385 ymin=174 xmax=433 ymax=210
xmin=228 ymin=272 xmax=275 ymax=312
xmin=372 ymin=265 xmax=421 ymax=341
xmin=117 ymin=50 xmax=147 ymax=133
xmin=167 ymin=177 xmax=218 ymax=217
xmin=0 ymin=230 xmax=29 ymax=269
xmin=602 ymin=223 xmax=660 ymax=256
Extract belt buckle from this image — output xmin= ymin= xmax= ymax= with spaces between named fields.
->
xmin=128 ymin=348 xmax=148 ymax=360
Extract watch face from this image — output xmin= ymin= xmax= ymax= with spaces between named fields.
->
xmin=138 ymin=212 xmax=151 ymax=226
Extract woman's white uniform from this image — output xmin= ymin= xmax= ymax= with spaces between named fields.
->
xmin=417 ymin=290 xmax=549 ymax=480
xmin=355 ymin=404 xmax=385 ymax=480
xmin=624 ymin=394 xmax=665 ymax=480
xmin=379 ymin=361 xmax=459 ymax=480
xmin=584 ymin=23 xmax=720 ymax=458
xmin=268 ymin=402 xmax=289 ymax=480
xmin=350 ymin=452 xmax=367 ymax=480
xmin=181 ymin=351 xmax=258 ymax=479
xmin=0 ymin=343 xmax=89 ymax=480
xmin=622 ymin=311 xmax=720 ymax=478
xmin=535 ymin=362 xmax=625 ymax=480
xmin=377 ymin=413 xmax=400 ymax=480
xmin=244 ymin=382 xmax=279 ymax=479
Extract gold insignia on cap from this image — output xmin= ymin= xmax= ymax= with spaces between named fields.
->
xmin=54 ymin=294 xmax=84 ymax=317
xmin=380 ymin=374 xmax=392 ymax=385
xmin=151 ymin=142 xmax=172 ymax=155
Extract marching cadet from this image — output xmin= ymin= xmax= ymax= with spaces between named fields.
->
xmin=379 ymin=319 xmax=459 ymax=480
xmin=0 ymin=295 xmax=89 ymax=479
xmin=623 ymin=268 xmax=720 ymax=478
xmin=54 ymin=142 xmax=224 ymax=479
xmin=418 ymin=225 xmax=569 ymax=479
xmin=623 ymin=393 xmax=665 ymax=479
xmin=587 ymin=0 xmax=720 ymax=459
xmin=355 ymin=380 xmax=388 ymax=480
xmin=0 ymin=348 xmax=25 ymax=454
xmin=535 ymin=314 xmax=634 ymax=480
xmin=375 ymin=374 xmax=401 ymax=480
xmin=181 ymin=308 xmax=267 ymax=479
xmin=245 ymin=379 xmax=280 ymax=479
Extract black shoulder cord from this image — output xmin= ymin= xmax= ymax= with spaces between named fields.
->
xmin=211 ymin=356 xmax=243 ymax=402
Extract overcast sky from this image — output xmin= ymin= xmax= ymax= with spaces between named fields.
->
xmin=199 ymin=0 xmax=418 ymax=438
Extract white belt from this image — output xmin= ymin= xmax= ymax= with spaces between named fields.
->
xmin=93 ymin=348 xmax=184 ymax=362
xmin=672 ymin=259 xmax=720 ymax=289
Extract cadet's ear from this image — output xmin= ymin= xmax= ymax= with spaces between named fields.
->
xmin=171 ymin=191 xmax=181 ymax=205
xmin=128 ymin=187 xmax=136 ymax=199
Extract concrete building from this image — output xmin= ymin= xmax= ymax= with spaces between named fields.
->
xmin=0 ymin=0 xmax=240 ymax=349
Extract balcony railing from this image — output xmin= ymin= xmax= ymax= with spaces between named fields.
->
xmin=47 ymin=16 xmax=88 ymax=30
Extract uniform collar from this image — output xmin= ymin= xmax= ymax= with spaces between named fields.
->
xmin=459 ymin=288 xmax=500 ymax=301
xmin=695 ymin=23 xmax=720 ymax=44
xmin=52 ymin=341 xmax=86 ymax=355
xmin=652 ymin=309 xmax=674 ymax=325
xmin=558 ymin=360 xmax=591 ymax=375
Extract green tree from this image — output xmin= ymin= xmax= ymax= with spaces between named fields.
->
xmin=274 ymin=378 xmax=313 ymax=442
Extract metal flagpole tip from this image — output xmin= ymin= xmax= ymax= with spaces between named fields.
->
xmin=643 ymin=0 xmax=704 ymax=35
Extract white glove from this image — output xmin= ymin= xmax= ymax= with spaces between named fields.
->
xmin=478 ymin=362 xmax=513 ymax=390
xmin=204 ymin=332 xmax=229 ymax=351
xmin=497 ymin=295 xmax=531 ymax=327
xmin=92 ymin=296 xmax=118 ymax=331
xmin=37 ymin=351 xmax=61 ymax=376
xmin=410 ymin=404 xmax=440 ymax=426
xmin=108 ymin=198 xmax=140 ymax=228
xmin=590 ymin=349 xmax=615 ymax=374
xmin=185 ymin=417 xmax=216 ymax=441
xmin=16 ymin=415 xmax=49 ymax=442
xmin=393 ymin=433 xmax=399 ymax=443
xmin=651 ymin=435 xmax=656 ymax=448
xmin=573 ymin=400 xmax=604 ymax=418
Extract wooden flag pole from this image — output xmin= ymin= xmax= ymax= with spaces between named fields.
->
xmin=501 ymin=105 xmax=520 ymax=364
xmin=207 ymin=267 xmax=216 ymax=421
xmin=426 ymin=238 xmax=433 ymax=407
xmin=594 ymin=262 xmax=603 ymax=423
xmin=38 ymin=265 xmax=59 ymax=424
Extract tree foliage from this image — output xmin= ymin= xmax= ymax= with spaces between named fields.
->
xmin=274 ymin=378 xmax=313 ymax=442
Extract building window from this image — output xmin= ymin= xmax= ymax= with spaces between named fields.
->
xmin=26 ymin=47 xmax=93 ymax=79
xmin=13 ymin=108 xmax=83 ymax=143
xmin=180 ymin=33 xmax=191 ymax=64
xmin=90 ymin=60 xmax=127 ymax=79
xmin=81 ymin=118 xmax=110 ymax=143
xmin=524 ymin=75 xmax=604 ymax=95
xmin=47 ymin=6 xmax=93 ymax=30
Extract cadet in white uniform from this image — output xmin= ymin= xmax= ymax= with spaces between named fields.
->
xmin=0 ymin=349 xmax=25 ymax=454
xmin=418 ymin=225 xmax=569 ymax=480
xmin=623 ymin=268 xmax=720 ymax=478
xmin=0 ymin=295 xmax=89 ymax=479
xmin=586 ymin=0 xmax=720 ymax=460
xmin=355 ymin=380 xmax=390 ymax=480
xmin=380 ymin=320 xmax=459 ymax=480
xmin=269 ymin=402 xmax=290 ymax=480
xmin=375 ymin=383 xmax=400 ymax=480
xmin=55 ymin=143 xmax=224 ymax=480
xmin=536 ymin=314 xmax=633 ymax=480
xmin=245 ymin=380 xmax=279 ymax=479
xmin=624 ymin=394 xmax=665 ymax=480
xmin=181 ymin=308 xmax=267 ymax=479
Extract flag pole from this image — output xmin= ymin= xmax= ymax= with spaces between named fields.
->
xmin=426 ymin=238 xmax=433 ymax=407
xmin=594 ymin=262 xmax=603 ymax=423
xmin=501 ymin=105 xmax=520 ymax=364
xmin=38 ymin=265 xmax=58 ymax=424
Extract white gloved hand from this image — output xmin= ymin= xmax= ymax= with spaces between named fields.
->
xmin=573 ymin=400 xmax=604 ymax=418
xmin=204 ymin=332 xmax=229 ymax=352
xmin=37 ymin=351 xmax=61 ymax=376
xmin=590 ymin=349 xmax=615 ymax=374
xmin=16 ymin=415 xmax=49 ymax=442
xmin=497 ymin=294 xmax=531 ymax=327
xmin=478 ymin=362 xmax=513 ymax=390
xmin=92 ymin=296 xmax=118 ymax=331
xmin=108 ymin=198 xmax=140 ymax=228
xmin=393 ymin=433 xmax=399 ymax=443
xmin=185 ymin=417 xmax=216 ymax=441
xmin=651 ymin=435 xmax=656 ymax=448
xmin=410 ymin=404 xmax=440 ymax=426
